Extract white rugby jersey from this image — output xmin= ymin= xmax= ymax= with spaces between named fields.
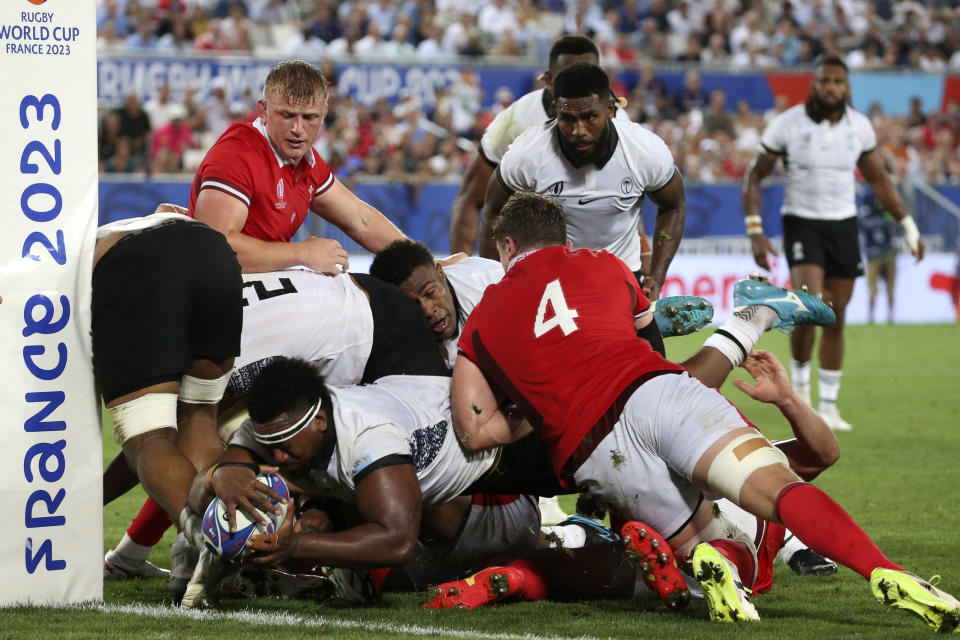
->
xmin=498 ymin=118 xmax=675 ymax=270
xmin=761 ymin=103 xmax=876 ymax=221
xmin=440 ymin=257 xmax=504 ymax=368
xmin=96 ymin=211 xmax=192 ymax=238
xmin=231 ymin=270 xmax=374 ymax=393
xmin=479 ymin=88 xmax=630 ymax=165
xmin=233 ymin=375 xmax=496 ymax=506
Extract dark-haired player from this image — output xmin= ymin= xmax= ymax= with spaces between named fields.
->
xmin=742 ymin=54 xmax=924 ymax=431
xmin=481 ymin=62 xmax=683 ymax=301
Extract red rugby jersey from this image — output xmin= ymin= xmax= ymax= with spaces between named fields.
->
xmin=458 ymin=246 xmax=684 ymax=479
xmin=188 ymin=120 xmax=334 ymax=242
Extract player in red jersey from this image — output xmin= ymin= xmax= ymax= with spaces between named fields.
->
xmin=450 ymin=192 xmax=960 ymax=629
xmin=188 ymin=60 xmax=403 ymax=274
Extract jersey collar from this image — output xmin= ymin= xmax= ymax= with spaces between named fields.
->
xmin=252 ymin=117 xmax=317 ymax=169
xmin=507 ymin=248 xmax=540 ymax=272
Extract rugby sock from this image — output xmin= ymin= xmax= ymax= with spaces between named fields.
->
xmin=818 ymin=368 xmax=842 ymax=413
xmin=709 ymin=539 xmax=757 ymax=589
xmin=703 ymin=308 xmax=773 ymax=368
xmin=775 ymin=482 xmax=901 ymax=579
xmin=790 ymin=358 xmax=812 ymax=402
xmin=753 ymin=521 xmax=786 ymax=594
xmin=778 ymin=530 xmax=806 ymax=564
xmin=127 ymin=497 xmax=173 ymax=547
xmin=113 ymin=533 xmax=154 ymax=565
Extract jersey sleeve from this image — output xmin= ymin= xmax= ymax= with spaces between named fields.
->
xmin=195 ymin=135 xmax=257 ymax=207
xmin=456 ymin=307 xmax=482 ymax=363
xmin=349 ymin=422 xmax=413 ymax=484
xmin=479 ymin=100 xmax=520 ymax=166
xmin=633 ymin=125 xmax=677 ymax=192
xmin=855 ymin=113 xmax=877 ymax=154
xmin=760 ymin=113 xmax=788 ymax=155
xmin=312 ymin=153 xmax=336 ymax=197
xmin=496 ymin=130 xmax=537 ymax=193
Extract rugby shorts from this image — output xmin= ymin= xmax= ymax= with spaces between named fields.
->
xmin=782 ymin=215 xmax=863 ymax=279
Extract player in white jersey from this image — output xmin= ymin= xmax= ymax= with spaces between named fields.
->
xmin=448 ymin=36 xmax=647 ymax=266
xmin=742 ymin=55 xmax=925 ymax=432
xmin=482 ymin=63 xmax=685 ymax=300
xmin=182 ymin=357 xmax=540 ymax=605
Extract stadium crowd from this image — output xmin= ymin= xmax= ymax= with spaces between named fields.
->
xmin=96 ymin=0 xmax=960 ymax=184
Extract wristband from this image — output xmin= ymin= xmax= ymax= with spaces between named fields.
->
xmin=744 ymin=214 xmax=763 ymax=236
xmin=899 ymin=215 xmax=921 ymax=253
xmin=204 ymin=461 xmax=260 ymax=494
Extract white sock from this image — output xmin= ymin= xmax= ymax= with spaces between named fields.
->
xmin=114 ymin=532 xmax=152 ymax=565
xmin=779 ymin=531 xmax=806 ymax=563
xmin=790 ymin=358 xmax=811 ymax=396
xmin=703 ymin=308 xmax=772 ymax=368
xmin=818 ymin=368 xmax=843 ymax=412
xmin=541 ymin=523 xmax=587 ymax=550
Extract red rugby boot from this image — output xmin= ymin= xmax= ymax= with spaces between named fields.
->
xmin=621 ymin=520 xmax=691 ymax=611
xmin=422 ymin=560 xmax=546 ymax=610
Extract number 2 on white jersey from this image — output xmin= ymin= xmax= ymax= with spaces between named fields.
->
xmin=534 ymin=279 xmax=579 ymax=337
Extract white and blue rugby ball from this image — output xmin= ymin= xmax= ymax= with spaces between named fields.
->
xmin=202 ymin=473 xmax=290 ymax=558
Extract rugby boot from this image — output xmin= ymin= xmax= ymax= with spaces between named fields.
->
xmin=621 ymin=520 xmax=691 ymax=611
xmin=786 ymin=548 xmax=839 ymax=577
xmin=733 ymin=276 xmax=835 ymax=332
xmin=103 ymin=549 xmax=169 ymax=580
xmin=692 ymin=542 xmax=760 ymax=622
xmin=870 ymin=568 xmax=960 ymax=632
xmin=422 ymin=559 xmax=546 ymax=609
xmin=654 ymin=296 xmax=714 ymax=337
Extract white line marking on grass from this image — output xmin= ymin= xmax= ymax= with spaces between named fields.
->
xmin=68 ymin=602 xmax=602 ymax=640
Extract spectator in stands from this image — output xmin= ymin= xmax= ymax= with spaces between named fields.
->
xmin=674 ymin=69 xmax=708 ymax=113
xmin=125 ymin=18 xmax=158 ymax=50
xmin=98 ymin=0 xmax=131 ymax=37
xmin=144 ymin=83 xmax=178 ymax=131
xmin=204 ymin=78 xmax=233 ymax=138
xmin=859 ymin=192 xmax=899 ymax=325
xmin=115 ymin=93 xmax=152 ymax=171
xmin=151 ymin=104 xmax=196 ymax=174
xmin=702 ymin=89 xmax=734 ymax=136
xmin=699 ymin=32 xmax=730 ymax=66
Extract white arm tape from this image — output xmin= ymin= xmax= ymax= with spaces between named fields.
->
xmin=108 ymin=393 xmax=178 ymax=446
xmin=179 ymin=369 xmax=234 ymax=405
xmin=900 ymin=215 xmax=920 ymax=253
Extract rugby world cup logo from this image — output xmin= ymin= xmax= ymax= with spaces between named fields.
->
xmin=27 ymin=0 xmax=48 ymax=5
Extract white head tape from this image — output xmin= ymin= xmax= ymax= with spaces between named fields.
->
xmin=253 ymin=399 xmax=321 ymax=446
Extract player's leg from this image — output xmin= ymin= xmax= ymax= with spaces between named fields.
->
xmin=884 ymin=253 xmax=896 ymax=323
xmin=689 ymin=407 xmax=960 ymax=631
xmin=787 ymin=263 xmax=824 ymax=405
xmin=866 ymin=258 xmax=880 ymax=324
xmin=103 ymin=497 xmax=173 ymax=580
xmin=816 ymin=276 xmax=855 ymax=431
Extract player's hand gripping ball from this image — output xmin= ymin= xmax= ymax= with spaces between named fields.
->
xmin=202 ymin=473 xmax=290 ymax=558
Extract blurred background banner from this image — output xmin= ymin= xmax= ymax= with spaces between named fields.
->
xmin=0 ymin=0 xmax=101 ymax=605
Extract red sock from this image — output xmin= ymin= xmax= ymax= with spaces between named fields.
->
xmin=127 ymin=497 xmax=173 ymax=546
xmin=775 ymin=482 xmax=901 ymax=579
xmin=506 ymin=558 xmax=548 ymax=601
xmin=368 ymin=567 xmax=391 ymax=591
xmin=709 ymin=539 xmax=757 ymax=589
xmin=751 ymin=520 xmax=786 ymax=594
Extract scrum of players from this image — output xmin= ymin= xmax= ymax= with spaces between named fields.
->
xmin=95 ymin=39 xmax=960 ymax=632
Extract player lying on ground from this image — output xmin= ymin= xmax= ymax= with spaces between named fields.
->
xmin=450 ymin=191 xmax=960 ymax=630
xmin=369 ymin=238 xmax=836 ymax=575
xmin=425 ymin=349 xmax=839 ymax=609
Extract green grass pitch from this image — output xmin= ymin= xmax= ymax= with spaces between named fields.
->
xmin=5 ymin=323 xmax=960 ymax=639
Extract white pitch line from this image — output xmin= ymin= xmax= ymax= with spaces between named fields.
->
xmin=66 ymin=602 xmax=603 ymax=640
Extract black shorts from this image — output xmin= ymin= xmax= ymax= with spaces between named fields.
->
xmin=92 ymin=220 xmax=243 ymax=403
xmin=782 ymin=215 xmax=863 ymax=279
xmin=351 ymin=274 xmax=450 ymax=382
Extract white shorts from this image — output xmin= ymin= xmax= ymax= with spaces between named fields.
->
xmin=573 ymin=371 xmax=749 ymax=538
xmin=403 ymin=494 xmax=541 ymax=587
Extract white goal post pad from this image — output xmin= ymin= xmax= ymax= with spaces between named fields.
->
xmin=0 ymin=0 xmax=101 ymax=604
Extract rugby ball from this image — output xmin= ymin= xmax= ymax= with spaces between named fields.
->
xmin=202 ymin=473 xmax=290 ymax=558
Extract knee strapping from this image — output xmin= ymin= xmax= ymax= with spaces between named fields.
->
xmin=706 ymin=434 xmax=790 ymax=503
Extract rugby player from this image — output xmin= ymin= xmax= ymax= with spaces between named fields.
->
xmin=449 ymin=191 xmax=960 ymax=629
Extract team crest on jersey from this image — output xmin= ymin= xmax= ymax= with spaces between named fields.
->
xmin=274 ymin=178 xmax=286 ymax=209
xmin=548 ymin=181 xmax=564 ymax=196
xmin=792 ymin=241 xmax=805 ymax=261
xmin=620 ymin=177 xmax=634 ymax=194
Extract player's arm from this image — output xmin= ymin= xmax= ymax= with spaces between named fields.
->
xmin=449 ymin=152 xmax=496 ymax=255
xmin=310 ymin=178 xmax=406 ymax=254
xmin=741 ymin=150 xmax=779 ymax=271
xmin=478 ymin=168 xmax=513 ymax=259
xmin=857 ymin=148 xmax=925 ymax=260
xmin=247 ymin=462 xmax=422 ymax=568
xmin=732 ymin=350 xmax=840 ymax=481
xmin=194 ymin=189 xmax=348 ymax=274
xmin=451 ymin=355 xmax=531 ymax=451
xmin=643 ymin=170 xmax=686 ymax=300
